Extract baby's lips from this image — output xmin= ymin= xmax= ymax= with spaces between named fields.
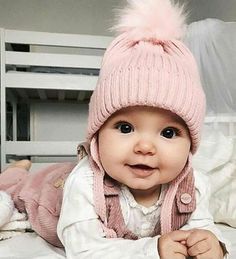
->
xmin=130 ymin=164 xmax=154 ymax=170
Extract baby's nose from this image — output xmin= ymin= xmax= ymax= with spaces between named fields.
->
xmin=133 ymin=138 xmax=157 ymax=155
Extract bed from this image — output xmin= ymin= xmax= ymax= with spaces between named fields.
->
xmin=1 ymin=19 xmax=236 ymax=258
xmin=0 ymin=27 xmax=113 ymax=171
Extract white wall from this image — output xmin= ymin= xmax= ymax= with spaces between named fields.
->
xmin=186 ymin=0 xmax=236 ymax=23
xmin=30 ymin=102 xmax=88 ymax=141
xmin=0 ymin=0 xmax=125 ymax=35
xmin=29 ymin=102 xmax=89 ymax=162
xmin=0 ymin=0 xmax=235 ymax=36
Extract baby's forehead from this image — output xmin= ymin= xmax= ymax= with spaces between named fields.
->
xmin=109 ymin=106 xmax=187 ymax=126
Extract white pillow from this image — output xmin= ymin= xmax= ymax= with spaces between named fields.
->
xmin=193 ymin=126 xmax=236 ymax=227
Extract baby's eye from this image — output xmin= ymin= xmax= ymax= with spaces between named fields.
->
xmin=116 ymin=122 xmax=134 ymax=134
xmin=161 ymin=127 xmax=180 ymax=139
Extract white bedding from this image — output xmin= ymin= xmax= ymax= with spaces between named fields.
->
xmin=0 ymin=232 xmax=65 ymax=259
xmin=0 ymin=224 xmax=235 ymax=259
xmin=217 ymin=224 xmax=236 ymax=259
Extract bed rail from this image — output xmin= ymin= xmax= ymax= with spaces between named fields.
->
xmin=0 ymin=28 xmax=113 ymax=170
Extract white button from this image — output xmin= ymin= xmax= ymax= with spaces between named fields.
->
xmin=180 ymin=193 xmax=192 ymax=204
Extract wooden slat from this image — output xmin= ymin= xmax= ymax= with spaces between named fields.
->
xmin=6 ymin=141 xmax=79 ymax=156
xmin=6 ymin=72 xmax=97 ymax=91
xmin=6 ymin=51 xmax=102 ymax=69
xmin=5 ymin=29 xmax=112 ymax=49
xmin=1 ymin=28 xmax=7 ymax=167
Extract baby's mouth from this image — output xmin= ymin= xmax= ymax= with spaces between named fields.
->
xmin=127 ymin=164 xmax=156 ymax=177
xmin=129 ymin=164 xmax=154 ymax=170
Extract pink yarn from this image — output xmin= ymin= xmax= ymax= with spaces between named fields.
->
xmin=89 ymin=137 xmax=107 ymax=224
xmin=113 ymin=0 xmax=187 ymax=41
xmin=88 ymin=37 xmax=205 ymax=153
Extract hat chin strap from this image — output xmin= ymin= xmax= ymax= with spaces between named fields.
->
xmin=160 ymin=153 xmax=193 ymax=234
xmin=88 ymin=136 xmax=107 ymax=224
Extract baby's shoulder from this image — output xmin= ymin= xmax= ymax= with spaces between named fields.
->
xmin=65 ymin=156 xmax=94 ymax=189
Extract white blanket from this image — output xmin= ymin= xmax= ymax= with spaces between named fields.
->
xmin=0 ymin=191 xmax=31 ymax=241
xmin=0 ymin=232 xmax=65 ymax=259
xmin=0 ymin=224 xmax=235 ymax=259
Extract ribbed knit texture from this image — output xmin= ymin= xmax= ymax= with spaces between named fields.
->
xmin=0 ymin=162 xmax=76 ymax=247
xmin=87 ymin=35 xmax=205 ymax=154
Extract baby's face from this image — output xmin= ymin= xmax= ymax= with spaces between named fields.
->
xmin=98 ymin=106 xmax=191 ymax=201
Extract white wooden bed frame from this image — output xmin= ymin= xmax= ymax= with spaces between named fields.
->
xmin=0 ymin=28 xmax=112 ymax=170
xmin=1 ymin=28 xmax=236 ymax=171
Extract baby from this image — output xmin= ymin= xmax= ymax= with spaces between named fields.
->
xmin=57 ymin=0 xmax=229 ymax=258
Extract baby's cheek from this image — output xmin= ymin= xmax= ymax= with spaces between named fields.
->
xmin=168 ymin=154 xmax=189 ymax=174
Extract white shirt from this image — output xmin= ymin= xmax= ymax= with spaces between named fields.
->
xmin=57 ymin=156 xmax=229 ymax=259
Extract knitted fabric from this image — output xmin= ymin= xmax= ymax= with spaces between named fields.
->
xmin=160 ymin=154 xmax=194 ymax=234
xmin=87 ymin=0 xmax=206 ymax=152
xmin=87 ymin=37 xmax=205 ymax=153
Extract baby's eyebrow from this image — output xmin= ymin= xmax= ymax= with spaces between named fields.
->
xmin=168 ymin=114 xmax=187 ymax=127
xmin=112 ymin=114 xmax=131 ymax=122
xmin=169 ymin=120 xmax=185 ymax=126
xmin=113 ymin=119 xmax=130 ymax=125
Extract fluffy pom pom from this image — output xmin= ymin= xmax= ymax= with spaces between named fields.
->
xmin=113 ymin=0 xmax=187 ymax=41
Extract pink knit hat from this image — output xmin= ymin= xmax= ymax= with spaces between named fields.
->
xmin=87 ymin=0 xmax=206 ymax=153
xmin=86 ymin=0 xmax=206 ymax=234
